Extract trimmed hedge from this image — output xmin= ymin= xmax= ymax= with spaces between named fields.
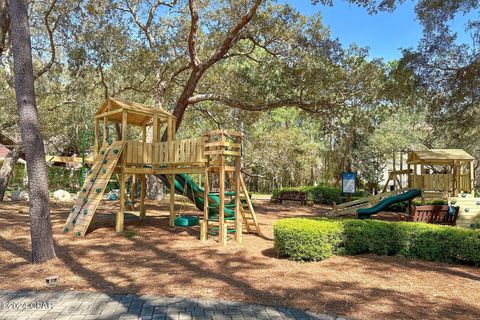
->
xmin=274 ymin=218 xmax=480 ymax=265
xmin=272 ymin=185 xmax=369 ymax=205
xmin=274 ymin=218 xmax=344 ymax=261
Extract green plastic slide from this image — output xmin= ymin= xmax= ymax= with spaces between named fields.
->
xmin=155 ymin=173 xmax=236 ymax=219
xmin=357 ymin=189 xmax=421 ymax=219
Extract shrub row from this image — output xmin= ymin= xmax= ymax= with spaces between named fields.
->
xmin=272 ymin=185 xmax=369 ymax=204
xmin=274 ymin=218 xmax=344 ymax=261
xmin=274 ymin=218 xmax=480 ymax=265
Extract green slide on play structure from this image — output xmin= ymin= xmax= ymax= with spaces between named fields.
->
xmin=357 ymin=188 xmax=421 ymax=219
xmin=155 ymin=173 xmax=236 ymax=219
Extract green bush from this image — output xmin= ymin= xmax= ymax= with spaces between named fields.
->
xmin=274 ymin=218 xmax=480 ymax=265
xmin=48 ymin=167 xmax=82 ymax=192
xmin=274 ymin=218 xmax=344 ymax=261
xmin=272 ymin=185 xmax=370 ymax=205
xmin=412 ymin=199 xmax=448 ymax=206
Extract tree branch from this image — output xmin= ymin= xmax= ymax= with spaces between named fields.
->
xmin=188 ymin=0 xmax=200 ymax=70
xmin=34 ymin=0 xmax=58 ymax=79
xmin=202 ymin=0 xmax=263 ymax=70
xmin=187 ymin=93 xmax=334 ymax=113
xmin=121 ymin=0 xmax=176 ymax=49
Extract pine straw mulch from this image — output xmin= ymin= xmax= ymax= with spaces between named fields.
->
xmin=1 ymin=198 xmax=479 ymax=319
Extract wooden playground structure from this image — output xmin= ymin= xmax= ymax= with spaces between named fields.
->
xmin=383 ymin=149 xmax=475 ymax=195
xmin=332 ymin=149 xmax=478 ymax=226
xmin=63 ymin=98 xmax=260 ymax=244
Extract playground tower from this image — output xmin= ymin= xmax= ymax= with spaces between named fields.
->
xmin=63 ymin=98 xmax=260 ymax=245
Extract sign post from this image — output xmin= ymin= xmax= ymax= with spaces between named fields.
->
xmin=342 ymin=172 xmax=356 ymax=201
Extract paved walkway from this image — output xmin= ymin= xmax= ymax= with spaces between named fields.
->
xmin=0 ymin=290 xmax=349 ymax=320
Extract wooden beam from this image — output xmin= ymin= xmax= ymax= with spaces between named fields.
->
xmin=470 ymin=161 xmax=475 ymax=196
xmin=152 ymin=115 xmax=159 ymax=143
xmin=121 ymin=111 xmax=128 ymax=141
xmin=201 ymin=167 xmax=209 ymax=242
xmin=169 ymin=174 xmax=176 ymax=226
xmin=140 ymin=174 xmax=146 ymax=219
xmin=94 ymin=119 xmax=99 ymax=157
xmin=219 ymin=134 xmax=226 ymax=246
xmin=116 ymin=159 xmax=126 ymax=233
xmin=45 ymin=155 xmax=94 ymax=164
xmin=94 ymin=108 xmax=123 ymax=119
xmin=234 ymin=136 xmax=242 ymax=243
xmin=103 ymin=116 xmax=108 ymax=145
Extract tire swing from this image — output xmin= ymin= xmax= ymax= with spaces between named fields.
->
xmin=174 ymin=177 xmax=199 ymax=227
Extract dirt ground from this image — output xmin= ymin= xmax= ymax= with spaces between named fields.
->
xmin=1 ymin=197 xmax=479 ymax=320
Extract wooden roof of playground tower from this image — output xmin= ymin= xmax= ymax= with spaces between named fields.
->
xmin=95 ymin=97 xmax=175 ymax=125
xmin=407 ymin=149 xmax=474 ymax=164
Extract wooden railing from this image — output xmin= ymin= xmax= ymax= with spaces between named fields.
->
xmin=125 ymin=137 xmax=206 ymax=165
xmin=410 ymin=173 xmax=472 ymax=193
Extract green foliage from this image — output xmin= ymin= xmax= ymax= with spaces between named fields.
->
xmin=412 ymin=199 xmax=448 ymax=206
xmin=274 ymin=218 xmax=480 ymax=265
xmin=272 ymin=185 xmax=369 ymax=204
xmin=48 ymin=167 xmax=81 ymax=192
xmin=8 ymin=164 xmax=27 ymax=190
xmin=274 ymin=218 xmax=344 ymax=261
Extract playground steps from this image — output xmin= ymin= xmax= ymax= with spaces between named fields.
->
xmin=224 ymin=171 xmax=261 ymax=235
xmin=63 ymin=142 xmax=125 ymax=236
xmin=448 ymin=196 xmax=480 ymax=227
xmin=238 ymin=174 xmax=261 ymax=235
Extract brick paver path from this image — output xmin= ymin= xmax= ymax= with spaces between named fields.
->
xmin=0 ymin=290 xmax=350 ymax=320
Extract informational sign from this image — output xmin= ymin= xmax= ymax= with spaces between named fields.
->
xmin=342 ymin=172 xmax=356 ymax=194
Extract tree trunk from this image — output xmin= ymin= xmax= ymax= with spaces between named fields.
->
xmin=9 ymin=0 xmax=56 ymax=263
xmin=0 ymin=146 xmax=20 ymax=201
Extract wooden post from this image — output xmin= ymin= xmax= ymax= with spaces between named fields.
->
xmin=453 ymin=160 xmax=458 ymax=196
xmin=130 ymin=174 xmax=136 ymax=203
xmin=94 ymin=119 xmax=99 ymax=157
xmin=103 ymin=117 xmax=108 ymax=145
xmin=234 ymin=135 xmax=242 ymax=243
xmin=399 ymin=152 xmax=403 ymax=188
xmin=412 ymin=164 xmax=416 ymax=189
xmin=235 ymin=218 xmax=242 ymax=243
xmin=169 ymin=174 xmax=176 ymax=226
xmin=121 ymin=111 xmax=128 ymax=141
xmin=201 ymin=168 xmax=209 ymax=241
xmin=470 ymin=161 xmax=475 ymax=196
xmin=116 ymin=156 xmax=126 ymax=233
xmin=140 ymin=174 xmax=146 ymax=219
xmin=220 ymin=224 xmax=228 ymax=246
xmin=200 ymin=221 xmax=207 ymax=242
xmin=152 ymin=115 xmax=159 ymax=143
xmin=420 ymin=162 xmax=424 ymax=191
xmin=219 ymin=133 xmax=226 ymax=246
xmin=167 ymin=117 xmax=174 ymax=163
xmin=392 ymin=152 xmax=396 ymax=189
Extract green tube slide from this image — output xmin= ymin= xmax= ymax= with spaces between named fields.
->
xmin=357 ymin=189 xmax=421 ymax=219
xmin=155 ymin=173 xmax=236 ymax=219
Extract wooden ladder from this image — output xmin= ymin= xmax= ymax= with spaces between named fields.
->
xmin=238 ymin=174 xmax=261 ymax=235
xmin=225 ymin=171 xmax=261 ymax=235
xmin=63 ymin=141 xmax=125 ymax=236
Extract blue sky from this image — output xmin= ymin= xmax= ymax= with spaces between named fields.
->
xmin=287 ymin=0 xmax=475 ymax=61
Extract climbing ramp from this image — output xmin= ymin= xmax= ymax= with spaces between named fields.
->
xmin=63 ymin=141 xmax=125 ymax=236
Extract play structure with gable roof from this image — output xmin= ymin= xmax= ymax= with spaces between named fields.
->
xmin=63 ymin=98 xmax=261 ymax=244
xmin=331 ymin=149 xmax=479 ymax=226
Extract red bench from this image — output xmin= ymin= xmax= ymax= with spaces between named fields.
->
xmin=403 ymin=205 xmax=458 ymax=225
